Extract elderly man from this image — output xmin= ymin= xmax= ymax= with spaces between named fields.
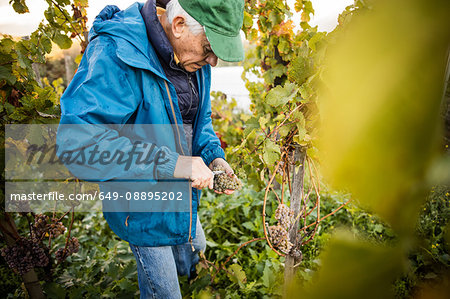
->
xmin=58 ymin=0 xmax=244 ymax=297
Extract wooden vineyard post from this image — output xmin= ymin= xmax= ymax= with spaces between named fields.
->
xmin=284 ymin=147 xmax=306 ymax=294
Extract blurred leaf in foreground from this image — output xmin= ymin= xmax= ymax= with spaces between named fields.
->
xmin=288 ymin=230 xmax=405 ymax=299
xmin=319 ymin=0 xmax=450 ymax=231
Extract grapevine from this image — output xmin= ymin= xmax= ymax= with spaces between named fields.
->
xmin=0 ymin=0 xmax=88 ymax=295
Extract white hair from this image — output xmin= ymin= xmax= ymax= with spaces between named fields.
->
xmin=166 ymin=0 xmax=204 ymax=35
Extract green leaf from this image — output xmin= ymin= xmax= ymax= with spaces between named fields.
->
xmin=262 ymin=264 xmax=275 ymax=288
xmin=41 ymin=35 xmax=53 ymax=53
xmin=273 ymin=113 xmax=285 ymax=122
xmin=291 ymin=109 xmax=305 ymax=125
xmin=258 ymin=114 xmax=270 ymax=129
xmin=242 ymin=221 xmax=254 ymax=230
xmin=244 ymin=116 xmax=259 ymax=136
xmin=243 ymin=11 xmax=253 ymax=28
xmin=0 ymin=38 xmax=15 ymax=55
xmin=262 ymin=64 xmax=286 ymax=82
xmin=43 ymin=282 xmax=66 ymax=298
xmin=266 ymin=82 xmax=298 ymax=107
xmin=4 ymin=102 xmax=16 ymax=114
xmin=293 ymin=125 xmax=307 ymax=143
xmin=304 ymin=0 xmax=315 ymax=15
xmin=319 ymin=0 xmax=450 ymax=230
xmin=118 ymin=278 xmax=134 ymax=291
xmin=263 ymin=139 xmax=280 ymax=165
xmin=373 ymin=224 xmax=384 ymax=233
xmin=15 ymin=43 xmax=31 ymax=70
xmin=105 ymin=261 xmax=120 ymax=279
xmin=11 ymin=0 xmax=29 ymax=14
xmin=308 ymin=32 xmax=326 ymax=52
xmin=0 ymin=65 xmax=17 ymax=85
xmin=228 ymin=264 xmax=247 ymax=286
xmin=293 ymin=231 xmax=404 ymax=298
xmin=278 ymin=38 xmax=290 ymax=54
xmin=299 ymin=82 xmax=314 ymax=100
xmin=288 ymin=55 xmax=314 ymax=85
xmin=53 ymin=32 xmax=72 ymax=49
xmin=278 ymin=123 xmax=293 ymax=138
xmin=44 ymin=7 xmax=55 ymax=24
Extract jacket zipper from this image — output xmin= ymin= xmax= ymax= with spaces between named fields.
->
xmin=184 ymin=72 xmax=198 ymax=252
xmin=188 ymin=190 xmax=195 ymax=252
xmin=164 ymin=81 xmax=195 ymax=252
xmin=187 ymin=74 xmax=198 ymax=109
xmin=187 ymin=75 xmax=198 ymax=252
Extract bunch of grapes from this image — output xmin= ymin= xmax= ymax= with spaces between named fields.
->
xmin=32 ymin=214 xmax=49 ymax=239
xmin=268 ymin=204 xmax=296 ymax=254
xmin=49 ymin=219 xmax=66 ymax=238
xmin=55 ymin=237 xmax=79 ymax=263
xmin=268 ymin=225 xmax=287 ymax=245
xmin=212 ymin=165 xmax=242 ymax=192
xmin=67 ymin=237 xmax=79 ymax=253
xmin=278 ymin=238 xmax=293 ymax=254
xmin=268 ymin=225 xmax=293 ymax=254
xmin=32 ymin=214 xmax=65 ymax=239
xmin=274 ymin=204 xmax=294 ymax=230
xmin=1 ymin=238 xmax=49 ymax=275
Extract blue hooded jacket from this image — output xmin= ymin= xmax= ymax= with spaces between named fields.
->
xmin=57 ymin=2 xmax=225 ymax=246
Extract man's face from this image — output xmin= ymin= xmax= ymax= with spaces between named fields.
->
xmin=169 ymin=16 xmax=218 ymax=73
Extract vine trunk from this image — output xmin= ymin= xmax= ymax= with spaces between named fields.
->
xmin=284 ymin=147 xmax=306 ymax=293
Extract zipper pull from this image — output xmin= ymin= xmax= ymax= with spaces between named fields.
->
xmin=189 ymin=236 xmax=195 ymax=252
xmin=188 ymin=75 xmax=198 ymax=98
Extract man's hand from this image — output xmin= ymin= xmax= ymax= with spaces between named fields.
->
xmin=209 ymin=158 xmax=235 ymax=195
xmin=174 ymin=156 xmax=213 ymax=190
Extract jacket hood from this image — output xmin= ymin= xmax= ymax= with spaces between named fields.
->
xmin=88 ymin=2 xmax=166 ymax=78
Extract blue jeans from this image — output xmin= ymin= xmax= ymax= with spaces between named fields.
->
xmin=129 ymin=217 xmax=206 ymax=299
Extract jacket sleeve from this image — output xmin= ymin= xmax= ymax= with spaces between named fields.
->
xmin=56 ymin=36 xmax=179 ymax=182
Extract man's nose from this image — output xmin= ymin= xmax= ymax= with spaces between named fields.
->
xmin=206 ymin=54 xmax=218 ymax=67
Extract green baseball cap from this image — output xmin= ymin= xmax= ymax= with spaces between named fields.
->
xmin=179 ymin=0 xmax=245 ymax=62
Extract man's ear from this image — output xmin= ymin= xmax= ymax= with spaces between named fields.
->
xmin=171 ymin=15 xmax=186 ymax=39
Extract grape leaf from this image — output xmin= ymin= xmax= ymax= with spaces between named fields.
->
xmin=308 ymin=32 xmax=326 ymax=51
xmin=228 ymin=264 xmax=247 ymax=286
xmin=11 ymin=0 xmax=29 ymax=14
xmin=262 ymin=264 xmax=275 ymax=288
xmin=0 ymin=65 xmax=17 ymax=85
xmin=266 ymin=82 xmax=298 ymax=107
xmin=41 ymin=35 xmax=53 ymax=54
xmin=288 ymin=55 xmax=314 ymax=85
xmin=53 ymin=32 xmax=72 ymax=49
xmin=258 ymin=114 xmax=270 ymax=129
xmin=243 ymin=11 xmax=253 ymax=28
xmin=263 ymin=139 xmax=281 ymax=165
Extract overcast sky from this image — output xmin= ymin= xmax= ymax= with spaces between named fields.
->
xmin=0 ymin=0 xmax=354 ymax=36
